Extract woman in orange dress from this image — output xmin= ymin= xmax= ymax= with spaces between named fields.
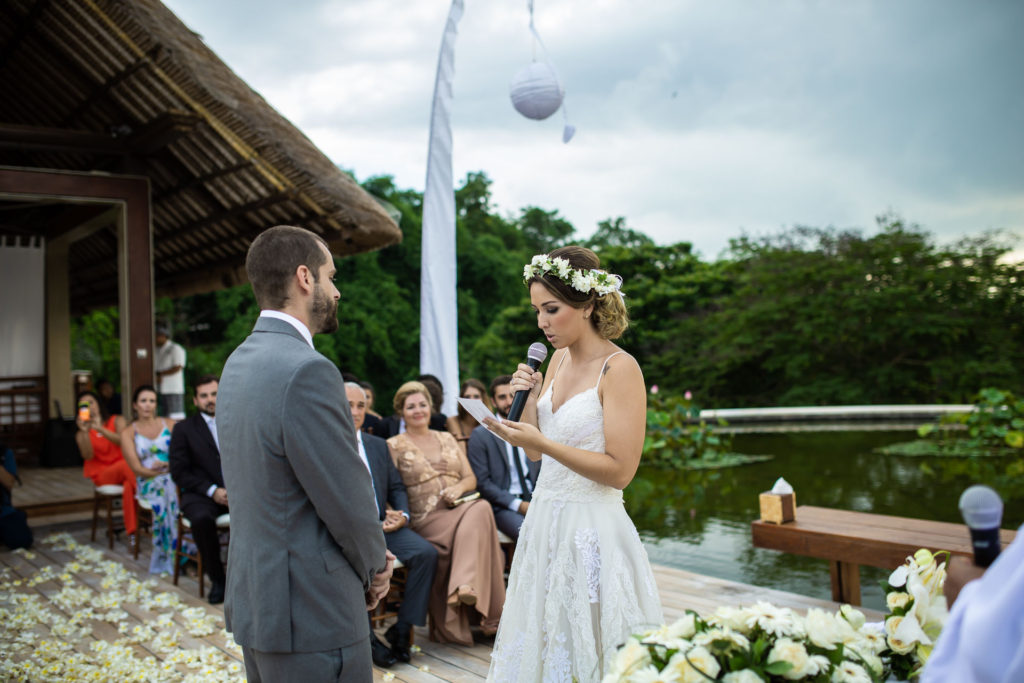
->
xmin=445 ymin=378 xmax=491 ymax=455
xmin=387 ymin=381 xmax=505 ymax=645
xmin=73 ymin=389 xmax=138 ymax=547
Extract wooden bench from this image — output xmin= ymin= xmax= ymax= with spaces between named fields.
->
xmin=751 ymin=505 xmax=1017 ymax=605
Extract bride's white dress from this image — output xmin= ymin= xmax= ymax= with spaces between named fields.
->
xmin=488 ymin=352 xmax=663 ymax=682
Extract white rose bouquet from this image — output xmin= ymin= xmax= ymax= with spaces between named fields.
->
xmin=880 ymin=549 xmax=949 ymax=680
xmin=602 ymin=603 xmax=886 ymax=682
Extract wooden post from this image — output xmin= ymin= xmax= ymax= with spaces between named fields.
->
xmin=0 ymin=167 xmax=154 ymax=406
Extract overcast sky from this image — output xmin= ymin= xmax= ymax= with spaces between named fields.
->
xmin=163 ymin=0 xmax=1024 ymax=259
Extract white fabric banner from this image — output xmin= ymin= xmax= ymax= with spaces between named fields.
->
xmin=0 ymin=236 xmax=45 ymax=378
xmin=420 ymin=0 xmax=464 ymax=417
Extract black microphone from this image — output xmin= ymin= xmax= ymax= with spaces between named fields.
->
xmin=959 ymin=484 xmax=1003 ymax=567
xmin=507 ymin=343 xmax=548 ymax=422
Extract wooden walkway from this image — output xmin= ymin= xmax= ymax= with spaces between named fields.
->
xmin=2 ymin=520 xmax=884 ymax=682
xmin=11 ymin=465 xmax=95 ymax=518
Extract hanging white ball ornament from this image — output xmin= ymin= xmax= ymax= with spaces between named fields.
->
xmin=509 ymin=62 xmax=564 ymax=120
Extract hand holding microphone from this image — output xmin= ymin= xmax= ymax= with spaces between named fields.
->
xmin=507 ymin=343 xmax=549 ymax=422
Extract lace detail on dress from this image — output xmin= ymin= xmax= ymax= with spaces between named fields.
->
xmin=575 ymin=528 xmax=601 ymax=604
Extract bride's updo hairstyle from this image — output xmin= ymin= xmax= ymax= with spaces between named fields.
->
xmin=527 ymin=246 xmax=629 ymax=340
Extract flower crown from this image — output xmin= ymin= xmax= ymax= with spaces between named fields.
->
xmin=523 ymin=254 xmax=623 ymax=297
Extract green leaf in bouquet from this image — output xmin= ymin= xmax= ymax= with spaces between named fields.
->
xmin=764 ymin=660 xmax=794 ymax=675
xmin=752 ymin=636 xmax=769 ymax=660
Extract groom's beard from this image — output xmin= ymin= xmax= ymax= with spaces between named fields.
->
xmin=310 ymin=282 xmax=339 ymax=334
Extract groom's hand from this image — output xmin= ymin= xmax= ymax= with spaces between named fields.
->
xmin=365 ymin=550 xmax=396 ymax=611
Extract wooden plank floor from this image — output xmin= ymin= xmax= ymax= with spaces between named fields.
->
xmin=2 ymin=522 xmax=884 ymax=682
xmin=11 ymin=465 xmax=95 ymax=518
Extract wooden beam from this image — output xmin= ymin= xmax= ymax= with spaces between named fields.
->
xmin=157 ymin=191 xmax=298 ymax=250
xmin=59 ymin=50 xmax=162 ymax=127
xmin=151 ymin=161 xmax=254 ymax=203
xmin=0 ymin=0 xmax=51 ymax=68
xmin=0 ymin=123 xmax=128 ymax=156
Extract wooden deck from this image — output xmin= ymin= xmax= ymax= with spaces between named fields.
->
xmin=2 ymin=516 xmax=884 ymax=682
xmin=11 ymin=465 xmax=95 ymax=518
xmin=4 ymin=471 xmax=884 ymax=683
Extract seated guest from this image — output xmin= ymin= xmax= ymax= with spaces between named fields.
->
xmin=379 ymin=375 xmax=447 ymax=438
xmin=446 ymin=378 xmax=490 ymax=455
xmin=96 ymin=379 xmax=122 ymax=416
xmin=386 ymin=381 xmax=504 ymax=645
xmin=345 ymin=383 xmax=437 ymax=667
xmin=360 ymin=381 xmax=382 ymax=419
xmin=467 ymin=375 xmax=541 ymax=541
xmin=168 ymin=375 xmax=228 ymax=604
xmin=922 ymin=526 xmax=1024 ymax=682
xmin=358 ymin=379 xmax=385 ymax=437
xmin=121 ymin=385 xmax=180 ymax=574
xmin=0 ymin=443 xmax=32 ymax=550
xmin=417 ymin=374 xmax=449 ymax=430
xmin=73 ymin=389 xmax=137 ymax=550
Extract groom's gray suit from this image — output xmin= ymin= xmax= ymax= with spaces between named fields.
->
xmin=218 ymin=315 xmax=386 ymax=678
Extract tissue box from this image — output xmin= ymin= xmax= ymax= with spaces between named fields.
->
xmin=759 ymin=492 xmax=796 ymax=524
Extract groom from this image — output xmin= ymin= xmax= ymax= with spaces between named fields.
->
xmin=218 ymin=225 xmax=393 ymax=682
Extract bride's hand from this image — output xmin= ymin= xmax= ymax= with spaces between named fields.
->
xmin=484 ymin=417 xmax=544 ymax=451
xmin=511 ymin=362 xmax=543 ymax=400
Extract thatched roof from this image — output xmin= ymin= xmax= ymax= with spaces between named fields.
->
xmin=0 ymin=0 xmax=402 ymax=309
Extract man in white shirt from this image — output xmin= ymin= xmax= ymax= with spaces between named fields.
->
xmin=467 ymin=375 xmax=542 ymax=541
xmin=168 ymin=375 xmax=228 ymax=603
xmin=155 ymin=325 xmax=186 ymax=419
xmin=922 ymin=524 xmax=1024 ymax=682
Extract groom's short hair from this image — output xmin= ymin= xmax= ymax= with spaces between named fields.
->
xmin=246 ymin=225 xmax=329 ymax=309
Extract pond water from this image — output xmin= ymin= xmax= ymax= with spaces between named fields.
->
xmin=624 ymin=429 xmax=1024 ymax=612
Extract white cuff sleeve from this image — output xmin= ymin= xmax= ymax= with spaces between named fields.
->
xmin=206 ymin=484 xmax=218 ymax=498
xmin=507 ymin=498 xmax=523 ymax=512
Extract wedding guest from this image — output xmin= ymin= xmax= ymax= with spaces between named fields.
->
xmin=96 ymin=379 xmax=122 ymax=416
xmin=386 ymin=381 xmax=504 ymax=645
xmin=0 ymin=443 xmax=32 ymax=550
xmin=74 ymin=389 xmax=137 ymax=550
xmin=155 ymin=326 xmax=186 ymax=419
xmin=417 ymin=374 xmax=449 ymax=431
xmin=445 ymin=378 xmax=490 ymax=455
xmin=120 ymin=385 xmax=180 ymax=574
xmin=467 ymin=375 xmax=540 ymax=541
xmin=379 ymin=376 xmax=447 ymax=438
xmin=168 ymin=375 xmax=228 ymax=604
xmin=922 ymin=526 xmax=1024 ymax=682
xmin=346 ymin=382 xmax=437 ymax=667
xmin=360 ymin=381 xmax=382 ymax=419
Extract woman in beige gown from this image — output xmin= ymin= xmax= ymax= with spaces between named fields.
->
xmin=387 ymin=381 xmax=505 ymax=645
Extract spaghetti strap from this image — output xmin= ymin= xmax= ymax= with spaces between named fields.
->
xmin=548 ymin=349 xmax=570 ymax=390
xmin=594 ymin=351 xmax=628 ymax=390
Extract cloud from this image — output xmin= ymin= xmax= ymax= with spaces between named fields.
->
xmin=164 ymin=0 xmax=1024 ymax=257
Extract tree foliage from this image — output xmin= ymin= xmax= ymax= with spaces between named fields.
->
xmin=70 ymin=173 xmax=1023 ymax=418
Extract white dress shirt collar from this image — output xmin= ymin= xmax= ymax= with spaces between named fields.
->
xmin=259 ymin=310 xmax=314 ymax=348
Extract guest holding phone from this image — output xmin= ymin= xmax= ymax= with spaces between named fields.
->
xmin=74 ymin=390 xmax=137 ymax=550
xmin=386 ymin=381 xmax=505 ymax=645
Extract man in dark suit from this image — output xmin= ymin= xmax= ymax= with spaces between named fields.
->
xmin=346 ymin=382 xmax=437 ymax=667
xmin=218 ymin=225 xmax=393 ymax=682
xmin=467 ymin=375 xmax=542 ymax=541
xmin=168 ymin=374 xmax=228 ymax=604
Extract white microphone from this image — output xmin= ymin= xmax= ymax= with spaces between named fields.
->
xmin=959 ymin=484 xmax=1003 ymax=567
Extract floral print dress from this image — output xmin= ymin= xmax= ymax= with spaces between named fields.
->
xmin=133 ymin=423 xmax=180 ymax=574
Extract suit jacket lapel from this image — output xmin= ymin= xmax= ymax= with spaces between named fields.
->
xmin=196 ymin=414 xmax=218 ymax=454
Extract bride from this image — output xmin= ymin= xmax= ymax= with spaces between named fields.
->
xmin=485 ymin=246 xmax=663 ymax=682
